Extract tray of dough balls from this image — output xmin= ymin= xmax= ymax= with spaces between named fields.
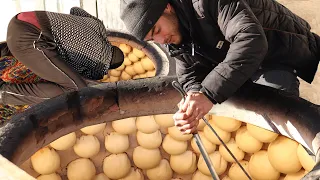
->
xmin=20 ymin=114 xmax=316 ymax=180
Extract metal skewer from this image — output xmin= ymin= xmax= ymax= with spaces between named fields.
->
xmin=172 ymin=81 xmax=252 ymax=180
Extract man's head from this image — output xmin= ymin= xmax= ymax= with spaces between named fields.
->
xmin=120 ymin=0 xmax=182 ymax=45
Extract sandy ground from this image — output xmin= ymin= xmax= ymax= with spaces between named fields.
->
xmin=277 ymin=0 xmax=320 ymax=104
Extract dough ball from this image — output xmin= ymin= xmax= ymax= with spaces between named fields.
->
xmin=136 ymin=115 xmax=160 ymax=134
xmin=146 ymin=70 xmax=156 ymax=77
xmin=121 ymin=71 xmax=132 ymax=80
xmin=50 ymin=132 xmax=76 ymax=151
xmin=248 ymin=150 xmax=280 ymax=180
xmin=133 ymin=75 xmax=140 ymax=79
xmin=284 ymin=170 xmax=308 ymax=180
xmin=137 ymin=130 xmax=162 ymax=149
xmin=247 ymin=124 xmax=278 ymax=143
xmin=119 ymin=44 xmax=132 ymax=54
xmin=219 ymin=138 xmax=245 ymax=162
xmin=268 ymin=136 xmax=302 ymax=173
xmin=31 ymin=147 xmax=60 ymax=175
xmin=168 ymin=126 xmax=193 ymax=141
xmin=80 ymin=123 xmax=106 ymax=135
xmin=133 ymin=61 xmax=146 ymax=74
xmin=192 ymin=170 xmax=213 ymax=180
xmin=191 ymin=131 xmax=216 ymax=154
xmin=123 ymin=57 xmax=132 ymax=66
xmin=128 ymin=52 xmax=139 ymax=63
xmin=109 ymin=76 xmax=120 ymax=82
xmin=211 ymin=115 xmax=242 ymax=132
xmin=154 ymin=114 xmax=175 ymax=128
xmin=133 ymin=146 xmax=162 ymax=169
xmin=139 ymin=73 xmax=147 ymax=78
xmin=203 ymin=120 xmax=231 ymax=145
xmin=297 ymin=144 xmax=316 ymax=171
xmin=73 ymin=135 xmax=100 ymax=158
xmin=197 ymin=114 xmax=209 ymax=130
xmin=115 ymin=63 xmax=125 ymax=71
xmin=112 ymin=117 xmax=136 ymax=134
xmin=104 ymin=132 xmax=129 ymax=153
xmin=103 ymin=153 xmax=131 ymax=179
xmin=228 ymin=160 xmax=250 ymax=180
xmin=198 ymin=151 xmax=228 ymax=176
xmin=162 ymin=134 xmax=188 ymax=155
xmin=146 ymin=159 xmax=173 ymax=180
xmin=67 ymin=158 xmax=96 ymax=180
xmin=93 ymin=173 xmax=110 ymax=180
xmin=132 ymin=48 xmax=145 ymax=58
xmin=108 ymin=69 xmax=121 ymax=77
xmin=125 ymin=65 xmax=137 ymax=76
xmin=170 ymin=150 xmax=197 ymax=175
xmin=119 ymin=168 xmax=144 ymax=180
xmin=235 ymin=126 xmax=263 ymax=153
xmin=141 ymin=57 xmax=155 ymax=71
xmin=37 ymin=173 xmax=62 ymax=180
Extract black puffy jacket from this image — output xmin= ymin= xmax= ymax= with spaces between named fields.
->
xmin=169 ymin=0 xmax=320 ymax=104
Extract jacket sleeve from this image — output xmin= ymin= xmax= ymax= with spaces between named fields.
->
xmin=200 ymin=0 xmax=268 ymax=103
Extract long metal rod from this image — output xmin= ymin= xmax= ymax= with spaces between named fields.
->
xmin=172 ymin=81 xmax=219 ymax=180
xmin=172 ymin=81 xmax=252 ymax=180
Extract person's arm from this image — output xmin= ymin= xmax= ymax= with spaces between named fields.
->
xmin=200 ymin=0 xmax=268 ymax=103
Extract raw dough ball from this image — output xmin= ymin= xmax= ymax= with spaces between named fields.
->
xmin=137 ymin=130 xmax=162 ymax=149
xmin=121 ymin=71 xmax=132 ymax=80
xmin=73 ymin=135 xmax=100 ymax=158
xmin=67 ymin=158 xmax=96 ymax=180
xmin=170 ymin=150 xmax=197 ymax=174
xmin=162 ymin=134 xmax=188 ymax=155
xmin=31 ymin=147 xmax=60 ymax=175
xmin=119 ymin=168 xmax=144 ymax=180
xmin=268 ymin=136 xmax=302 ymax=173
xmin=168 ymin=126 xmax=193 ymax=141
xmin=146 ymin=159 xmax=173 ymax=180
xmin=105 ymin=132 xmax=129 ymax=153
xmin=146 ymin=70 xmax=156 ymax=77
xmin=93 ymin=173 xmax=110 ymax=180
xmin=133 ymin=75 xmax=140 ymax=79
xmin=192 ymin=170 xmax=212 ymax=180
xmin=136 ymin=115 xmax=159 ymax=134
xmin=125 ymin=65 xmax=137 ymax=76
xmin=103 ymin=153 xmax=131 ymax=179
xmin=247 ymin=124 xmax=278 ymax=143
xmin=191 ymin=131 xmax=216 ymax=154
xmin=109 ymin=76 xmax=120 ymax=82
xmin=284 ymin=170 xmax=308 ymax=180
xmin=235 ymin=126 xmax=263 ymax=153
xmin=133 ymin=146 xmax=162 ymax=169
xmin=198 ymin=151 xmax=228 ymax=176
xmin=132 ymin=48 xmax=145 ymax=58
xmin=128 ymin=52 xmax=139 ymax=62
xmin=108 ymin=69 xmax=121 ymax=77
xmin=297 ymin=144 xmax=316 ymax=171
xmin=211 ymin=115 xmax=242 ymax=132
xmin=112 ymin=117 xmax=136 ymax=134
xmin=115 ymin=63 xmax=125 ymax=71
xmin=154 ymin=114 xmax=175 ymax=127
xmin=123 ymin=57 xmax=132 ymax=66
xmin=37 ymin=173 xmax=61 ymax=180
xmin=133 ymin=61 xmax=146 ymax=74
xmin=228 ymin=160 xmax=250 ymax=180
xmin=219 ymin=138 xmax=245 ymax=162
xmin=141 ymin=57 xmax=155 ymax=71
xmin=248 ymin=150 xmax=280 ymax=180
xmin=119 ymin=44 xmax=132 ymax=54
xmin=50 ymin=132 xmax=76 ymax=151
xmin=139 ymin=73 xmax=147 ymax=78
xmin=203 ymin=121 xmax=231 ymax=145
xmin=80 ymin=123 xmax=106 ymax=135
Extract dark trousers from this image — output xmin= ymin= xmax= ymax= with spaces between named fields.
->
xmin=0 ymin=15 xmax=87 ymax=105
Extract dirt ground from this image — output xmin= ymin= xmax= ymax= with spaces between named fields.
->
xmin=276 ymin=0 xmax=320 ymax=104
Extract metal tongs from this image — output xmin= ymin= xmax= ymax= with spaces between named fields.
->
xmin=172 ymin=81 xmax=252 ymax=180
